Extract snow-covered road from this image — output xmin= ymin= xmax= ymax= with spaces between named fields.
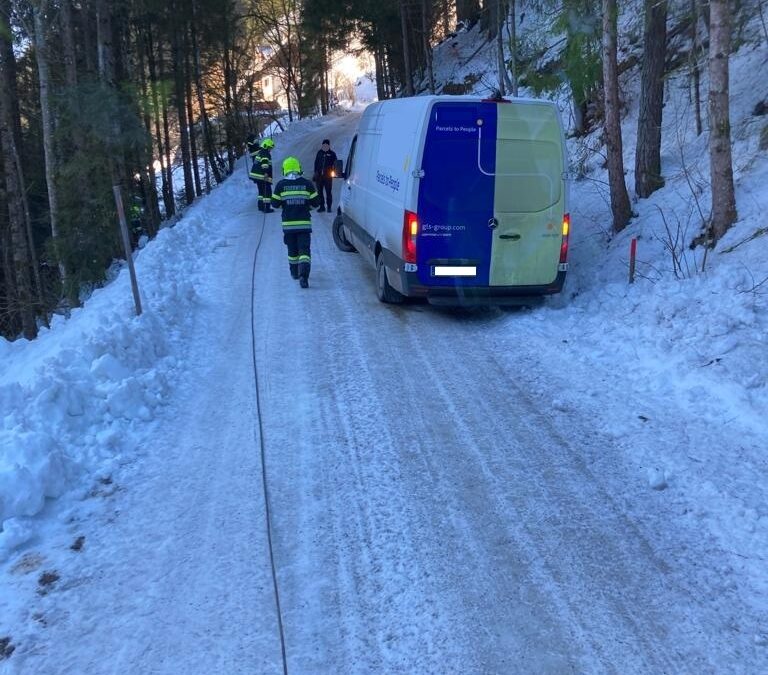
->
xmin=3 ymin=112 xmax=765 ymax=674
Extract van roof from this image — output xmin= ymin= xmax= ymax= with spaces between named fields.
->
xmin=366 ymin=95 xmax=558 ymax=115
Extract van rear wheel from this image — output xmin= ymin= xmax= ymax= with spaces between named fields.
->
xmin=332 ymin=215 xmax=356 ymax=253
xmin=376 ymin=255 xmax=404 ymax=304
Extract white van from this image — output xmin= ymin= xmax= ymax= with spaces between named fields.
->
xmin=332 ymin=95 xmax=570 ymax=305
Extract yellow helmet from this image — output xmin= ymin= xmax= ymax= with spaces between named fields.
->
xmin=282 ymin=156 xmax=302 ymax=175
xmin=261 ymin=138 xmax=275 ymax=149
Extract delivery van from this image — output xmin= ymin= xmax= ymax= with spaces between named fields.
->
xmin=332 ymin=95 xmax=570 ymax=306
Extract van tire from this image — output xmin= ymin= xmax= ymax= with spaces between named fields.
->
xmin=376 ymin=255 xmax=404 ymax=304
xmin=332 ymin=215 xmax=356 ymax=253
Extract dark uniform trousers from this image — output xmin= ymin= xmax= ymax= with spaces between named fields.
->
xmin=257 ymin=180 xmax=272 ymax=211
xmin=283 ymin=231 xmax=311 ymax=280
xmin=316 ymin=176 xmax=332 ymax=210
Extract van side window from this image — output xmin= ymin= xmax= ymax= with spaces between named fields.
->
xmin=346 ymin=135 xmax=358 ymax=177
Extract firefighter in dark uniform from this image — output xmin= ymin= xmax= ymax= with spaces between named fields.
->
xmin=246 ymin=133 xmax=260 ymax=160
xmin=250 ymin=138 xmax=274 ymax=212
xmin=271 ymin=156 xmax=320 ymax=288
xmin=313 ymin=139 xmax=337 ymax=212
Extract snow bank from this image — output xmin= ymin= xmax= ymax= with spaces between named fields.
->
xmin=0 ymin=190 xmax=229 ymax=559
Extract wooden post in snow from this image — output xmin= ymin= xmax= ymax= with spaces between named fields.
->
xmin=113 ymin=185 xmax=143 ymax=316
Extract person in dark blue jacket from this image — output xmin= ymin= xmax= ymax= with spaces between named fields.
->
xmin=313 ymin=139 xmax=337 ymax=212
xmin=271 ymin=157 xmax=320 ymax=288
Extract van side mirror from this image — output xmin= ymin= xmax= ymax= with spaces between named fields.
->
xmin=334 ymin=158 xmax=344 ymax=179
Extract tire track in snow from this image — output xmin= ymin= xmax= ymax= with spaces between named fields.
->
xmin=252 ymin=214 xmax=464 ymax=672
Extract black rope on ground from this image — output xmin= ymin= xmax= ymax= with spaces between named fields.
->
xmin=250 ymin=210 xmax=289 ymax=675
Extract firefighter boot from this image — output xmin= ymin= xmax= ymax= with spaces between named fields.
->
xmin=299 ymin=261 xmax=310 ymax=288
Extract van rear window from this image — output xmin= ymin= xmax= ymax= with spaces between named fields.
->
xmin=420 ymin=134 xmax=495 ymax=215
xmin=494 ymin=139 xmax=562 ymax=213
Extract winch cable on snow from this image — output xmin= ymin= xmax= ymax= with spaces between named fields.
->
xmin=250 ymin=209 xmax=290 ymax=675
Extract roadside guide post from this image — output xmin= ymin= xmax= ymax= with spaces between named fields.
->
xmin=113 ymin=185 xmax=143 ymax=316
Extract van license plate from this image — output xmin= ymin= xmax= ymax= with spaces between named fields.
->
xmin=433 ymin=266 xmax=477 ymax=277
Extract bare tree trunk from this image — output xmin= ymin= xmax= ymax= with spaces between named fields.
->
xmin=374 ymin=47 xmax=386 ymax=100
xmin=602 ymin=0 xmax=632 ymax=232
xmin=223 ymin=0 xmax=236 ymax=167
xmin=400 ymin=1 xmax=415 ymax=96
xmin=159 ymin=46 xmax=176 ymax=215
xmin=708 ymin=0 xmax=737 ymax=242
xmin=422 ymin=0 xmax=435 ymax=94
xmin=3 ymin=7 xmax=45 ymax=321
xmin=635 ymin=0 xmax=667 ymax=198
xmin=147 ymin=27 xmax=174 ymax=217
xmin=171 ymin=12 xmax=195 ymax=206
xmin=386 ymin=45 xmax=398 ymax=98
xmin=190 ymin=2 xmax=222 ymax=186
xmin=456 ymin=0 xmax=481 ymax=24
xmin=60 ymin=0 xmax=79 ymax=89
xmin=135 ymin=25 xmax=161 ymax=234
xmin=691 ymin=0 xmax=703 ymax=135
xmin=95 ymin=0 xmax=126 ymax=186
xmin=0 ymin=197 xmax=21 ymax=335
xmin=0 ymin=1 xmax=37 ymax=338
xmin=80 ymin=0 xmax=96 ymax=76
xmin=184 ymin=29 xmax=202 ymax=198
xmin=495 ymin=0 xmax=513 ymax=95
xmin=33 ymin=4 xmax=67 ymax=290
xmin=510 ymin=0 xmax=518 ymax=96
xmin=95 ymin=0 xmax=115 ymax=84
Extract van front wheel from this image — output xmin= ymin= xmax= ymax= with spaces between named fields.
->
xmin=332 ymin=215 xmax=356 ymax=253
xmin=376 ymin=255 xmax=404 ymax=304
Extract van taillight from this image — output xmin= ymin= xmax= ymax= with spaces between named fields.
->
xmin=559 ymin=213 xmax=570 ymax=263
xmin=403 ymin=210 xmax=418 ymax=263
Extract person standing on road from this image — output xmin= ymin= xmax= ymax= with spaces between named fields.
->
xmin=271 ymin=157 xmax=320 ymax=288
xmin=250 ymin=138 xmax=274 ymax=213
xmin=246 ymin=133 xmax=260 ymax=160
xmin=313 ymin=139 xmax=337 ymax=213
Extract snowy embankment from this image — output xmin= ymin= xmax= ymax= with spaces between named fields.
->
xmin=432 ymin=6 xmax=768 ymax=620
xmin=0 ymin=188 xmax=235 ymax=560
xmin=0 ymin=108 xmax=359 ymax=565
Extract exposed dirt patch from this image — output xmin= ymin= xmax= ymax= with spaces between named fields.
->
xmin=70 ymin=536 xmax=86 ymax=552
xmin=0 ymin=636 xmax=15 ymax=660
xmin=89 ymin=475 xmax=118 ymax=498
xmin=37 ymin=570 xmax=60 ymax=594
xmin=11 ymin=553 xmax=44 ymax=575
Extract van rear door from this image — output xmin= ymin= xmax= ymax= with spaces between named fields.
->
xmin=416 ymin=101 xmax=496 ymax=288
xmin=489 ymin=103 xmax=565 ymax=287
xmin=416 ymin=100 xmax=565 ymax=290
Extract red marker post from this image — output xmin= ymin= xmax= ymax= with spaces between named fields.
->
xmin=629 ymin=237 xmax=637 ymax=284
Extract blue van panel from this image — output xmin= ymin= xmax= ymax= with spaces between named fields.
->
xmin=417 ymin=102 xmax=497 ymax=287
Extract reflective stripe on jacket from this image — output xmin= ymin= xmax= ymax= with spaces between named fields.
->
xmin=271 ymin=175 xmax=320 ymax=231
